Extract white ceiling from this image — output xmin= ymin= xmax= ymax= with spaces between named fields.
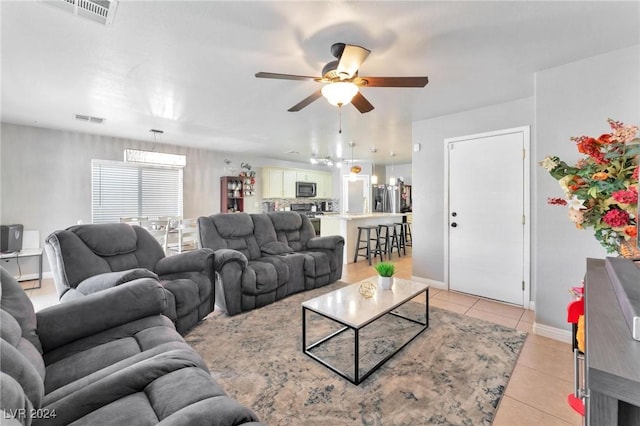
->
xmin=2 ymin=1 xmax=639 ymax=165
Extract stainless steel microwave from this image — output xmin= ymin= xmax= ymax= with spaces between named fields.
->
xmin=295 ymin=181 xmax=316 ymax=197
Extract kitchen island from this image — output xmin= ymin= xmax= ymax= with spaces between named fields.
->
xmin=320 ymin=213 xmax=405 ymax=264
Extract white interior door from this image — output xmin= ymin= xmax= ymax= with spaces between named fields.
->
xmin=447 ymin=129 xmax=526 ymax=305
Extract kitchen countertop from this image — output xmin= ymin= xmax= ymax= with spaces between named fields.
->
xmin=321 ymin=213 xmax=404 ymax=220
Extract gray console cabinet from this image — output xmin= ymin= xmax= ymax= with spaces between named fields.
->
xmin=585 ymin=259 xmax=640 ymax=426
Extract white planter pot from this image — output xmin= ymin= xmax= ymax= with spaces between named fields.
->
xmin=378 ymin=275 xmax=393 ymax=290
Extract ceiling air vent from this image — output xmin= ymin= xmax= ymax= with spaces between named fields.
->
xmin=44 ymin=0 xmax=119 ymax=26
xmin=74 ymin=114 xmax=105 ymax=124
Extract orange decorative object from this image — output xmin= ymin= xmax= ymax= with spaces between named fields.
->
xmin=350 ymin=165 xmax=362 ymax=174
xmin=619 ymin=238 xmax=640 ymax=258
xmin=576 ymin=314 xmax=585 ymax=353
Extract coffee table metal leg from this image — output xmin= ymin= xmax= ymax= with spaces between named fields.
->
xmin=302 ymin=307 xmax=307 ymax=351
xmin=354 ymin=328 xmax=360 ymax=384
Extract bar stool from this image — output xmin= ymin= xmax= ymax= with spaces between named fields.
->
xmin=394 ymin=221 xmax=407 ymax=255
xmin=378 ymin=223 xmax=402 ymax=259
xmin=400 ymin=215 xmax=412 ymax=247
xmin=354 ymin=226 xmax=383 ymax=265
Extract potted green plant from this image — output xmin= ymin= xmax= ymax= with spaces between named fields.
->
xmin=374 ymin=261 xmax=395 ymax=290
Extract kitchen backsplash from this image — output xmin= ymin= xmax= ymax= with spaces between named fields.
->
xmin=261 ymin=198 xmax=339 ymax=213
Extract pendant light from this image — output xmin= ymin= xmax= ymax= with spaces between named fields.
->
xmin=389 ymin=152 xmax=396 ymax=185
xmin=370 ymin=147 xmax=378 ymax=184
xmin=349 ymin=142 xmax=357 ymax=182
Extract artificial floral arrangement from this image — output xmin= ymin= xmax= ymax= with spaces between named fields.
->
xmin=374 ymin=261 xmax=395 ymax=290
xmin=374 ymin=261 xmax=395 ymax=277
xmin=539 ymin=118 xmax=639 ymax=254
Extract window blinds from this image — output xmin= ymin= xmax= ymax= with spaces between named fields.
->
xmin=91 ymin=160 xmax=183 ymax=223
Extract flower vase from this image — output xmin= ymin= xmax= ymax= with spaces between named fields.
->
xmin=378 ymin=276 xmax=393 ymax=290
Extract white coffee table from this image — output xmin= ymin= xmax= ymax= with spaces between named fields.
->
xmin=302 ymin=277 xmax=429 ymax=385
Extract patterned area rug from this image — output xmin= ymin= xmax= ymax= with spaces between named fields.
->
xmin=184 ymin=281 xmax=527 ymax=425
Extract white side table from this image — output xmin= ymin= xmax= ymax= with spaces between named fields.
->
xmin=0 ymin=247 xmax=44 ymax=288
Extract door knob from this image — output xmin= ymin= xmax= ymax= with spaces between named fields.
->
xmin=451 ymin=222 xmax=458 ymax=228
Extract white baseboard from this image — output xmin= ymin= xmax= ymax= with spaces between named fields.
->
xmin=529 ymin=301 xmax=536 ymax=311
xmin=17 ymin=271 xmax=53 ymax=282
xmin=411 ymin=276 xmax=447 ymax=290
xmin=533 ymin=322 xmax=572 ymax=344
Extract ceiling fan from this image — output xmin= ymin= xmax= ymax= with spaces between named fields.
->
xmin=255 ymin=43 xmax=429 ymax=113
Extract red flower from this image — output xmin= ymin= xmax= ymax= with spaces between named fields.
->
xmin=625 ymin=226 xmax=638 ymax=238
xmin=547 ymin=197 xmax=568 ymax=206
xmin=602 ymin=209 xmax=631 ymax=227
xmin=633 ymin=166 xmax=639 ymax=180
xmin=612 ymin=187 xmax=638 ymax=205
xmin=573 ymin=136 xmax=607 ymax=164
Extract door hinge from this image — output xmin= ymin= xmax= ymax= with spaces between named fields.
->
xmin=522 ymin=214 xmax=525 ymax=224
xmin=522 ymin=281 xmax=525 ymax=291
xmin=522 ymin=148 xmax=526 ymax=159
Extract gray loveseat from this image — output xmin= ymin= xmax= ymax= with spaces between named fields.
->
xmin=45 ymin=223 xmax=215 ymax=334
xmin=197 ymin=212 xmax=344 ymax=315
xmin=0 ymin=266 xmax=262 ymax=425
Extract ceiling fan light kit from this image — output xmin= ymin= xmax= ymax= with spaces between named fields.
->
xmin=321 ymin=82 xmax=359 ymax=107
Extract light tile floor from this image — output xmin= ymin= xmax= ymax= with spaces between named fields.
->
xmin=21 ymin=248 xmax=582 ymax=425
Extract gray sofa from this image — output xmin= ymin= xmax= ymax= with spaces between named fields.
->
xmin=197 ymin=212 xmax=344 ymax=316
xmin=0 ymin=266 xmax=262 ymax=425
xmin=45 ymin=223 xmax=215 ymax=334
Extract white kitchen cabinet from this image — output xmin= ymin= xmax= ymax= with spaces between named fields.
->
xmin=295 ymin=171 xmax=316 ymax=182
xmin=263 ymin=167 xmax=332 ymax=199
xmin=315 ymin=172 xmax=333 ymax=198
xmin=262 ymin=167 xmax=283 ymax=198
xmin=283 ymin=170 xmax=297 ymax=198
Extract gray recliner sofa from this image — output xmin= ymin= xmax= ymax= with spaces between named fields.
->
xmin=0 ymin=266 xmax=262 ymax=425
xmin=197 ymin=212 xmax=344 ymax=316
xmin=45 ymin=223 xmax=215 ymax=334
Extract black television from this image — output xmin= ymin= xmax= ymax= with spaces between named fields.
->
xmin=0 ymin=224 xmax=24 ymax=253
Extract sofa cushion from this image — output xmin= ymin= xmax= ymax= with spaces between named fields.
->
xmin=0 ymin=268 xmax=42 ymax=354
xmin=43 ymin=316 xmax=184 ymax=393
xmin=302 ymin=251 xmax=333 ymax=278
xmin=38 ymin=350 xmax=209 ymax=425
xmin=71 ymin=223 xmax=138 ymax=256
xmin=206 ymin=214 xmax=262 ymax=261
xmin=1 ymin=338 xmax=45 ymax=409
xmin=76 ymin=268 xmax=159 ymax=295
xmin=42 ymin=341 xmax=199 ymax=407
xmin=267 ymin=212 xmax=315 ymax=252
xmin=243 ymin=262 xmax=279 ymax=295
xmin=1 ymin=371 xmax=34 ymax=425
xmin=260 ymin=241 xmax=294 ymax=255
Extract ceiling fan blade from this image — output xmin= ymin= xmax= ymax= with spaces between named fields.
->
xmin=255 ymin=72 xmax=318 ymax=81
xmin=288 ymin=90 xmax=323 ymax=112
xmin=336 ymin=44 xmax=371 ymax=79
xmin=351 ymin=92 xmax=374 ymax=114
xmin=360 ymin=76 xmax=429 ymax=87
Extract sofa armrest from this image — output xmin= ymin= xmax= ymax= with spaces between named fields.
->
xmin=155 ymin=249 xmax=214 ymax=276
xmin=36 ymin=278 xmax=167 ymax=353
xmin=213 ymin=249 xmax=248 ymax=271
xmin=75 ymin=268 xmax=158 ymax=296
xmin=306 ymin=235 xmax=345 ymax=250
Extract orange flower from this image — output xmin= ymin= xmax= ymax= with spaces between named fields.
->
xmin=598 ymin=133 xmax=614 ymax=144
xmin=591 ymin=172 xmax=609 ymax=181
xmin=624 ymin=226 xmax=638 ymax=238
xmin=568 ymin=176 xmax=585 ymax=191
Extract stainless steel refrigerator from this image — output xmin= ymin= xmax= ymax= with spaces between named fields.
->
xmin=372 ymin=183 xmax=412 ymax=213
